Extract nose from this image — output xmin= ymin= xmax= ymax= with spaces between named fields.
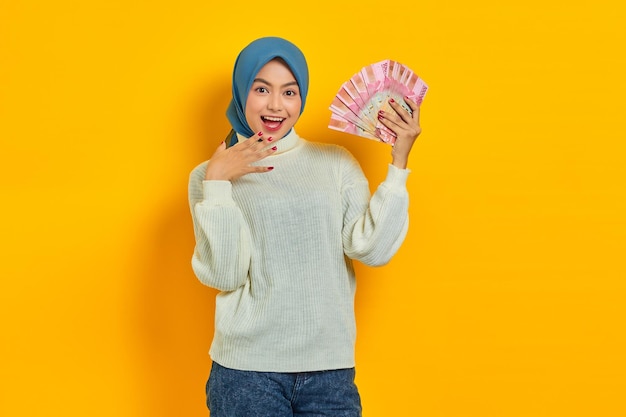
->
xmin=267 ymin=93 xmax=282 ymax=111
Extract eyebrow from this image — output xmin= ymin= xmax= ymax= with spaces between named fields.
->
xmin=252 ymin=78 xmax=299 ymax=88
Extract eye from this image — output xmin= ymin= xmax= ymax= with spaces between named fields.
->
xmin=255 ymin=86 xmax=269 ymax=94
xmin=284 ymin=89 xmax=298 ymax=97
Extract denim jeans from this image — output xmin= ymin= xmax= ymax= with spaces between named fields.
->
xmin=206 ymin=361 xmax=362 ymax=417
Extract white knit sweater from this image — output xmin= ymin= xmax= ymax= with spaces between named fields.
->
xmin=188 ymin=129 xmax=409 ymax=372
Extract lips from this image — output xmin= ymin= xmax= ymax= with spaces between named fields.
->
xmin=261 ymin=116 xmax=285 ymax=131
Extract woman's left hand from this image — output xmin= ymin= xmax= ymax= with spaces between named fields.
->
xmin=376 ymin=96 xmax=422 ymax=169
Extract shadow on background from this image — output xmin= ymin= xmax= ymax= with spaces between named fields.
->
xmin=129 ymin=82 xmax=231 ymax=416
xmin=131 ymin=197 xmax=217 ymax=416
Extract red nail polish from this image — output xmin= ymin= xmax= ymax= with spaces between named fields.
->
xmin=268 ymin=166 xmax=274 ymax=171
xmin=267 ymin=137 xmax=273 ymax=142
xmin=271 ymin=146 xmax=277 ymax=150
xmin=257 ymin=131 xmax=263 ymax=136
xmin=389 ymin=98 xmax=395 ymax=103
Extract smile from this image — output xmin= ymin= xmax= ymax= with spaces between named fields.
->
xmin=261 ymin=116 xmax=286 ymax=131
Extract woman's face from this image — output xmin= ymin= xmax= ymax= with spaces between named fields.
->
xmin=245 ymin=59 xmax=302 ymax=139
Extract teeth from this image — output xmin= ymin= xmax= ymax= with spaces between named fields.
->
xmin=263 ymin=116 xmax=284 ymax=122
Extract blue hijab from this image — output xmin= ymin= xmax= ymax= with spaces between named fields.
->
xmin=226 ymin=37 xmax=309 ymax=145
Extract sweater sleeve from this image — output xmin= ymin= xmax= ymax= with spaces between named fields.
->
xmin=188 ymin=162 xmax=251 ymax=291
xmin=341 ymin=154 xmax=410 ymax=266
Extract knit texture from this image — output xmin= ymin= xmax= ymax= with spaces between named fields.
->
xmin=188 ymin=130 xmax=410 ymax=372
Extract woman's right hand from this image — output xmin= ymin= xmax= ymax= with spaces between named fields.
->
xmin=204 ymin=132 xmax=278 ymax=181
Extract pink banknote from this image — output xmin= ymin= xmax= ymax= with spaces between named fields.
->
xmin=328 ymin=59 xmax=428 ymax=145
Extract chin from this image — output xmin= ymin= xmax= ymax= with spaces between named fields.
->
xmin=261 ymin=124 xmax=294 ymax=139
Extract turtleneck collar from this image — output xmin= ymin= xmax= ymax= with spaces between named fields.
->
xmin=236 ymin=128 xmax=301 ymax=155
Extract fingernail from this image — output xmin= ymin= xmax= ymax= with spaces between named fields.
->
xmin=267 ymin=137 xmax=273 ymax=142
xmin=257 ymin=131 xmax=263 ymax=136
xmin=389 ymin=98 xmax=395 ymax=103
xmin=268 ymin=167 xmax=274 ymax=171
xmin=378 ymin=110 xmax=384 ymax=114
xmin=271 ymin=146 xmax=277 ymax=150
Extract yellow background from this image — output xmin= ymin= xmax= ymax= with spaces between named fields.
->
xmin=2 ymin=0 xmax=625 ymax=416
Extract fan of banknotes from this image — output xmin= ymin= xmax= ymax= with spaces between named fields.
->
xmin=328 ymin=59 xmax=428 ymax=145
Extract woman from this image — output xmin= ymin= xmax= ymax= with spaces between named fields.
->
xmin=188 ymin=36 xmax=422 ymax=417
